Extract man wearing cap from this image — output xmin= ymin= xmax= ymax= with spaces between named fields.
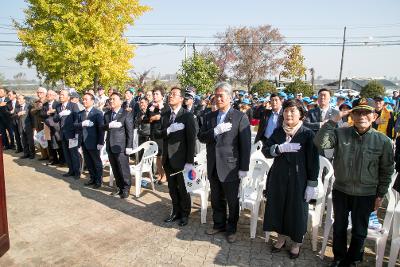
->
xmin=314 ymin=97 xmax=394 ymax=267
xmin=53 ymin=90 xmax=81 ymax=179
xmin=373 ymin=96 xmax=394 ymax=139
xmin=254 ymin=93 xmax=283 ymax=144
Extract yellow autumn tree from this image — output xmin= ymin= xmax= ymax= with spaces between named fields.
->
xmin=281 ymin=45 xmax=306 ymax=80
xmin=15 ymin=0 xmax=150 ymax=91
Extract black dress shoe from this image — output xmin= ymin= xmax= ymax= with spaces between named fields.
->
xmin=271 ymin=241 xmax=286 ymax=253
xmin=38 ymin=157 xmax=49 ymax=161
xmin=84 ymin=181 xmax=96 ymax=186
xmin=29 ymin=155 xmax=35 ymax=159
xmin=164 ymin=213 xmax=181 ymax=223
xmin=15 ymin=149 xmax=23 ymax=153
xmin=20 ymin=155 xmax=30 ymax=159
xmin=92 ymin=184 xmax=101 ymax=189
xmin=73 ymin=175 xmax=80 ymax=180
xmin=120 ymin=192 xmax=129 ymax=199
xmin=178 ymin=217 xmax=189 ymax=226
xmin=289 ymin=248 xmax=300 ymax=259
xmin=62 ymin=172 xmax=74 ymax=177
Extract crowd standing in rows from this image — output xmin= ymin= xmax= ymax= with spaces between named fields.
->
xmin=0 ymin=84 xmax=400 ymax=266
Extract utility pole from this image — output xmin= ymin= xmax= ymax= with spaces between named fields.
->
xmin=310 ymin=68 xmax=315 ymax=90
xmin=338 ymin=26 xmax=346 ymax=90
xmin=184 ymin=37 xmax=188 ymax=61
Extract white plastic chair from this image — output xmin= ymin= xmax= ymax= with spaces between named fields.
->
xmin=100 ymin=145 xmax=114 ymax=186
xmin=239 ymin=157 xmax=271 ymax=238
xmin=251 ymin=140 xmax=263 ymax=155
xmin=183 ymin=163 xmax=209 ymax=224
xmin=308 ymin=156 xmax=334 ymax=251
xmin=389 ymin=200 xmax=400 ymax=267
xmin=320 ymin=173 xmax=397 ymax=267
xmin=194 ymin=149 xmax=207 ymax=166
xmin=128 ymin=141 xmax=158 ymax=198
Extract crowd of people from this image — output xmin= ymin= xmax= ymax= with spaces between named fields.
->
xmin=0 ymin=83 xmax=400 ymax=266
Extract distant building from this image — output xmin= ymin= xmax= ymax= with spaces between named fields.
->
xmin=325 ymin=78 xmax=399 ymax=93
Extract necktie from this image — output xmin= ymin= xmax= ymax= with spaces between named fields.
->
xmin=82 ymin=110 xmax=88 ymax=121
xmin=61 ymin=105 xmax=65 ymax=111
xmin=169 ymin=112 xmax=176 ymax=124
xmin=112 ymin=111 xmax=116 ymax=120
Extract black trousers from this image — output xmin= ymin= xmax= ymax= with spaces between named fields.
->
xmin=209 ymin=167 xmax=240 ymax=234
xmin=163 ymin=158 xmax=191 ymax=217
xmin=48 ymin=141 xmax=65 ymax=164
xmin=108 ymin=151 xmax=131 ymax=193
xmin=82 ymin=146 xmax=103 ymax=185
xmin=61 ymin=138 xmax=80 ymax=175
xmin=332 ymin=189 xmax=375 ymax=263
xmin=11 ymin=122 xmax=22 ymax=151
xmin=21 ymin=129 xmax=35 ymax=157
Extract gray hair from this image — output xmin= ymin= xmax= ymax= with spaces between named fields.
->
xmin=37 ymin=86 xmax=47 ymax=93
xmin=214 ymin=82 xmax=233 ymax=96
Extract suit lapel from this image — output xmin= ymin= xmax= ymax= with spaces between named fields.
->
xmin=316 ymin=108 xmax=322 ymax=121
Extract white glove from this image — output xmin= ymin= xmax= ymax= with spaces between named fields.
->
xmin=278 ymin=143 xmax=301 ymax=153
xmin=97 ymin=144 xmax=103 ymax=151
xmin=238 ymin=170 xmax=248 ymax=179
xmin=304 ymin=186 xmax=319 ymax=202
xmin=214 ymin=122 xmax=232 ymax=136
xmin=167 ymin=122 xmax=185 ymax=135
xmin=125 ymin=148 xmax=134 ymax=155
xmin=109 ymin=121 xmax=122 ymax=129
xmin=59 ymin=110 xmax=71 ymax=116
xmin=184 ymin=163 xmax=194 ymax=172
xmin=82 ymin=120 xmax=94 ymax=127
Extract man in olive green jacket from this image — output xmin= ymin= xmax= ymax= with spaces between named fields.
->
xmin=314 ymin=97 xmax=394 ymax=267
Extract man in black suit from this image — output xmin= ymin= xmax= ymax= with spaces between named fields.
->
xmin=304 ymin=88 xmax=340 ymax=133
xmin=122 ymin=88 xmax=136 ymax=119
xmin=0 ymin=87 xmax=12 ymax=149
xmin=6 ymin=91 xmax=22 ymax=152
xmin=155 ymin=87 xmax=197 ymax=227
xmin=198 ymin=82 xmax=251 ymax=243
xmin=41 ymin=90 xmax=64 ymax=165
xmin=254 ymin=93 xmax=283 ymax=144
xmin=104 ymin=92 xmax=134 ymax=199
xmin=74 ymin=93 xmax=105 ymax=188
xmin=15 ymin=95 xmax=35 ymax=159
xmin=53 ymin=90 xmax=81 ymax=179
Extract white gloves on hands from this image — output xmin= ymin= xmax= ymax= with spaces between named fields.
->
xmin=109 ymin=121 xmax=122 ymax=129
xmin=304 ymin=186 xmax=319 ymax=202
xmin=214 ymin=122 xmax=232 ymax=136
xmin=238 ymin=170 xmax=248 ymax=179
xmin=59 ymin=110 xmax=71 ymax=116
xmin=82 ymin=120 xmax=94 ymax=127
xmin=97 ymin=144 xmax=103 ymax=151
xmin=278 ymin=143 xmax=301 ymax=153
xmin=167 ymin=122 xmax=185 ymax=135
xmin=125 ymin=148 xmax=134 ymax=155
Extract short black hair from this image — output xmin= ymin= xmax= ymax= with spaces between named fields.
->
xmin=318 ymin=88 xmax=331 ymax=96
xmin=270 ymin=93 xmax=279 ymax=99
xmin=83 ymin=93 xmax=95 ymax=101
xmin=140 ymin=97 xmax=149 ymax=103
xmin=9 ymin=90 xmax=17 ymax=95
xmin=282 ymin=99 xmax=307 ymax=120
xmin=110 ymin=92 xmax=122 ymax=99
xmin=152 ymin=85 xmax=165 ymax=96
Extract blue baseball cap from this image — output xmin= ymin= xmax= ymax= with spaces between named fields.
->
xmin=242 ymin=98 xmax=251 ymax=105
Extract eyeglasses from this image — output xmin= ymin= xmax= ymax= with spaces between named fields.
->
xmin=169 ymin=93 xmax=182 ymax=97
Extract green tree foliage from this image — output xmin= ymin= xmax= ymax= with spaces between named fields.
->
xmin=0 ymin=72 xmax=5 ymax=85
xmin=360 ymin=80 xmax=385 ymax=98
xmin=281 ymin=45 xmax=307 ymax=79
xmin=177 ymin=53 xmax=219 ymax=94
xmin=285 ymin=79 xmax=314 ymax=96
xmin=15 ymin=0 xmax=149 ymax=92
xmin=251 ymin=80 xmax=277 ymax=95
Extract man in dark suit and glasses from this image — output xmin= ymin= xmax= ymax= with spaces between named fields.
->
xmin=74 ymin=93 xmax=105 ymax=189
xmin=15 ymin=95 xmax=35 ymax=159
xmin=104 ymin=92 xmax=134 ymax=199
xmin=154 ymin=87 xmax=197 ymax=227
xmin=53 ymin=90 xmax=81 ymax=179
xmin=254 ymin=93 xmax=283 ymax=144
xmin=198 ymin=82 xmax=251 ymax=243
xmin=6 ymin=90 xmax=22 ymax=152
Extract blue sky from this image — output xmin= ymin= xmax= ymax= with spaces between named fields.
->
xmin=1 ymin=0 xmax=399 ymax=81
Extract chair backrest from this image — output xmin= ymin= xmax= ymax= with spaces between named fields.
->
xmin=250 ymin=140 xmax=263 ymax=155
xmin=241 ymin=157 xmax=271 ymax=191
xmin=381 ymin=174 xmax=398 ymax=233
xmin=183 ymin=163 xmax=208 ymax=193
xmin=392 ymin=200 xmax=400 ymax=241
xmin=137 ymin=141 xmax=158 ymax=172
xmin=194 ymin=149 xmax=207 ymax=166
xmin=317 ymin=156 xmax=334 ymax=201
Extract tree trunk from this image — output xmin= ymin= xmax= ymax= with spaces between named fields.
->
xmin=93 ymin=73 xmax=99 ymax=92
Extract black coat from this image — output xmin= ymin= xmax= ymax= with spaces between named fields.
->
xmin=53 ymin=102 xmax=80 ymax=140
xmin=41 ymin=101 xmax=62 ymax=145
xmin=104 ymin=108 xmax=133 ymax=154
xmin=304 ymin=107 xmax=340 ymax=133
xmin=74 ymin=107 xmax=105 ymax=150
xmin=261 ymin=125 xmax=319 ymax=243
xmin=254 ymin=109 xmax=283 ymax=144
xmin=154 ymin=107 xmax=197 ymax=171
xmin=198 ymin=108 xmax=251 ymax=182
